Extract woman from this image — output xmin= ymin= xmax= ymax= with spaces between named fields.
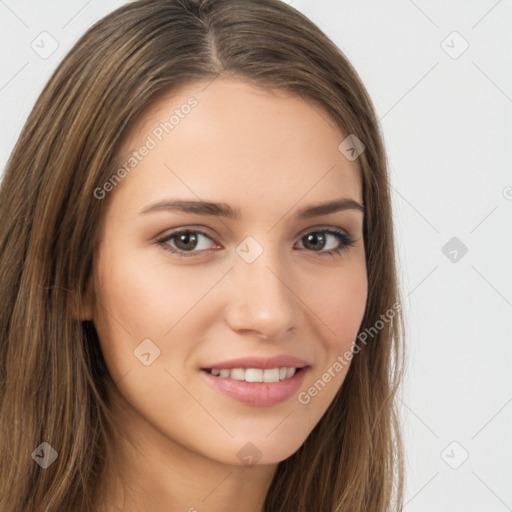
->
xmin=0 ymin=0 xmax=405 ymax=510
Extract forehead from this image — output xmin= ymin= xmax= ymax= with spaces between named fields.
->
xmin=111 ymin=77 xmax=362 ymax=213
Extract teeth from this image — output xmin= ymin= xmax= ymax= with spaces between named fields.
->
xmin=245 ymin=368 xmax=263 ymax=382
xmin=263 ymin=368 xmax=280 ymax=383
xmin=208 ymin=367 xmax=297 ymax=382
xmin=230 ymin=368 xmax=245 ymax=381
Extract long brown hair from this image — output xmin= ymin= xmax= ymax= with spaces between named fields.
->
xmin=0 ymin=0 xmax=405 ymax=510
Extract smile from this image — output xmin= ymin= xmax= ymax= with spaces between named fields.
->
xmin=200 ymin=366 xmax=308 ymax=407
xmin=206 ymin=367 xmax=296 ymax=382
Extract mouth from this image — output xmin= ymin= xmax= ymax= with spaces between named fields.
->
xmin=200 ymin=366 xmax=309 ymax=407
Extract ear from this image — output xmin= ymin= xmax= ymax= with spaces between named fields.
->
xmin=71 ymin=278 xmax=95 ymax=321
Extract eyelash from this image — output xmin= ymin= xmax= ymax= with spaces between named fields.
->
xmin=156 ymin=227 xmax=355 ymax=258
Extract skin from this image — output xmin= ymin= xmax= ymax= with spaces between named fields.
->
xmin=82 ymin=77 xmax=368 ymax=512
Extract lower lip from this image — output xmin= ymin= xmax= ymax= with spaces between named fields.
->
xmin=200 ymin=367 xmax=309 ymax=407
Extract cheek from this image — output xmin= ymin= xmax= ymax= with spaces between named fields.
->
xmin=326 ymin=280 xmax=367 ymax=340
xmin=295 ymin=260 xmax=367 ymax=415
xmin=91 ymin=247 xmax=227 ymax=378
xmin=90 ymin=246 xmax=172 ymax=377
xmin=308 ymin=260 xmax=368 ymax=346
xmin=95 ymin=248 xmax=206 ymax=336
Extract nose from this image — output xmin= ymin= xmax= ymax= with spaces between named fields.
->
xmin=224 ymin=247 xmax=300 ymax=340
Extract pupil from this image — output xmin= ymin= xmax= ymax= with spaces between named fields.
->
xmin=305 ymin=232 xmax=325 ymax=250
xmin=176 ymin=232 xmax=197 ymax=250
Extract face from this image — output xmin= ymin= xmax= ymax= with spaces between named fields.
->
xmin=85 ymin=77 xmax=368 ymax=467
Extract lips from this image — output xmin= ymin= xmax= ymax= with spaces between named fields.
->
xmin=200 ymin=354 xmax=310 ymax=407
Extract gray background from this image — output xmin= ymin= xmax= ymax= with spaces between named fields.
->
xmin=1 ymin=1 xmax=511 ymax=510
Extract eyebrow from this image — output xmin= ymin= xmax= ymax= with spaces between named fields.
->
xmin=140 ymin=197 xmax=364 ymax=219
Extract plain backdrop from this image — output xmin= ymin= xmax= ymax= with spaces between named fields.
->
xmin=1 ymin=1 xmax=511 ymax=511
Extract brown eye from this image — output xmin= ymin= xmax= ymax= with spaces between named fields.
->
xmin=301 ymin=232 xmax=327 ymax=251
xmin=158 ymin=230 xmax=219 ymax=256
xmin=173 ymin=231 xmax=199 ymax=251
xmin=296 ymin=229 xmax=354 ymax=255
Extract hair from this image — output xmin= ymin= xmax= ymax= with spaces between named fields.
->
xmin=0 ymin=0 xmax=406 ymax=510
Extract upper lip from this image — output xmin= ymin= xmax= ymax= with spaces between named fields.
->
xmin=202 ymin=355 xmax=310 ymax=370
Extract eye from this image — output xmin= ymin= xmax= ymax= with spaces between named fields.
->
xmin=157 ymin=229 xmax=219 ymax=255
xmin=156 ymin=227 xmax=355 ymax=258
xmin=295 ymin=228 xmax=354 ymax=256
